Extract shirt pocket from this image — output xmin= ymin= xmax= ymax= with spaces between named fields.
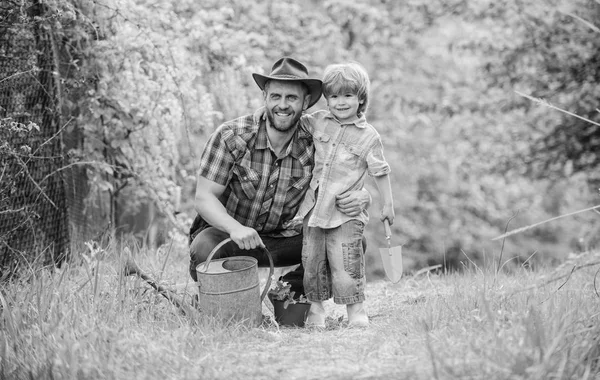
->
xmin=313 ymin=131 xmax=331 ymax=163
xmin=343 ymin=236 xmax=365 ymax=279
xmin=284 ymin=173 xmax=311 ymax=208
xmin=231 ymin=164 xmax=260 ymax=199
xmin=338 ymin=143 xmax=363 ymax=169
xmin=314 ymin=130 xmax=331 ymax=144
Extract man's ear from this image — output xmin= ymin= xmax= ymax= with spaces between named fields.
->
xmin=303 ymin=95 xmax=311 ymax=110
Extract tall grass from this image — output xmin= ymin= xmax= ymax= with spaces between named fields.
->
xmin=1 ymin=237 xmax=598 ymax=379
xmin=412 ymin=266 xmax=600 ymax=379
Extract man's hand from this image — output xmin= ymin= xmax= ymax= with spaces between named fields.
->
xmin=335 ymin=188 xmax=371 ymax=217
xmin=196 ymin=177 xmax=264 ymax=249
xmin=229 ymin=225 xmax=265 ymax=250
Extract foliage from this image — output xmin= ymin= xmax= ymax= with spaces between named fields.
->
xmin=470 ymin=1 xmax=600 ymax=183
xmin=47 ymin=0 xmax=199 ymax=235
xmin=349 ymin=0 xmax=600 ymax=268
xmin=5 ymin=0 xmax=598 ymax=271
xmin=89 ymin=0 xmax=600 ymax=267
xmin=0 ymin=118 xmax=41 ymax=257
xmin=268 ymin=280 xmax=309 ymax=308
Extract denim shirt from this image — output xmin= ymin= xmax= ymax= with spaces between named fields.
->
xmin=297 ymin=110 xmax=390 ymax=228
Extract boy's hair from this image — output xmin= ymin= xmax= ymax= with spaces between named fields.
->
xmin=322 ymin=62 xmax=370 ymax=117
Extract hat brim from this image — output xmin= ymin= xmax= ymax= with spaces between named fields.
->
xmin=252 ymin=73 xmax=322 ymax=108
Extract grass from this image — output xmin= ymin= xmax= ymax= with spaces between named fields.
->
xmin=1 ymin=237 xmax=599 ymax=380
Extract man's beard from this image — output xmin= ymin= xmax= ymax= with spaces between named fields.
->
xmin=266 ymin=109 xmax=302 ymax=132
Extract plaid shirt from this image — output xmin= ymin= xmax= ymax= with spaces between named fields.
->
xmin=189 ymin=113 xmax=314 ymax=243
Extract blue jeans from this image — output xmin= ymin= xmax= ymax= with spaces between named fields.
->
xmin=302 ymin=219 xmax=366 ymax=304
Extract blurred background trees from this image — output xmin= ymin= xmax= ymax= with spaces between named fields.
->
xmin=3 ymin=0 xmax=599 ymax=277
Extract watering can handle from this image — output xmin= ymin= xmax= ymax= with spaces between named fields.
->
xmin=201 ymin=238 xmax=275 ymax=303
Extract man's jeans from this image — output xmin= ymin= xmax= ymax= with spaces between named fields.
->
xmin=302 ymin=220 xmax=367 ymax=304
xmin=189 ymin=227 xmax=305 ymax=294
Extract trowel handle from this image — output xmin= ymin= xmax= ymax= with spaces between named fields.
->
xmin=383 ymin=219 xmax=392 ymax=239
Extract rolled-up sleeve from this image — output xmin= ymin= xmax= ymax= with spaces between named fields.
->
xmin=366 ymin=137 xmax=390 ymax=177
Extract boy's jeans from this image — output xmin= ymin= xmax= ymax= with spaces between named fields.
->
xmin=302 ymin=219 xmax=366 ymax=304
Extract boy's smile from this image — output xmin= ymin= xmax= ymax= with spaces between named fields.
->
xmin=327 ymin=93 xmax=362 ymax=123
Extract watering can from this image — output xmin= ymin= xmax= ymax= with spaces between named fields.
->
xmin=196 ymin=238 xmax=274 ymax=327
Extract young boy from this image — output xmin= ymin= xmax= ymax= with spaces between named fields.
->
xmin=298 ymin=62 xmax=395 ymax=328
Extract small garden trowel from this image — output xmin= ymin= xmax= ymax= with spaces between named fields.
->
xmin=379 ymin=219 xmax=403 ymax=283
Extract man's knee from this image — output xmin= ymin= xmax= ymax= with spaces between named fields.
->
xmin=189 ymin=237 xmax=209 ymax=282
xmin=189 ymin=227 xmax=228 ymax=281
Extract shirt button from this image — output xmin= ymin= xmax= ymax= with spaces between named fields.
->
xmin=270 ymin=184 xmax=274 ymax=188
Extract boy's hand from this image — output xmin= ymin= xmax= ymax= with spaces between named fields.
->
xmin=381 ymin=204 xmax=395 ymax=225
xmin=283 ymin=217 xmax=303 ymax=232
xmin=252 ymin=106 xmax=267 ymax=122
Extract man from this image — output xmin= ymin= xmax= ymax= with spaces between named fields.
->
xmin=189 ymin=57 xmax=369 ymax=294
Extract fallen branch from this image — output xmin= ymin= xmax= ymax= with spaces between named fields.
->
xmin=412 ymin=264 xmax=442 ymax=277
xmin=492 ymin=204 xmax=600 ymax=241
xmin=594 ymin=267 xmax=600 ymax=298
xmin=515 ymin=91 xmax=600 ymax=128
xmin=507 ymin=261 xmax=600 ymax=296
xmin=123 ymin=252 xmax=200 ymax=318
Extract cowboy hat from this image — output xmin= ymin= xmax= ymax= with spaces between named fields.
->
xmin=252 ymin=57 xmax=323 ymax=108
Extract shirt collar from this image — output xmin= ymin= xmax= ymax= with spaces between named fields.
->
xmin=324 ymin=111 xmax=367 ymax=128
xmin=255 ymin=114 xmax=312 ymax=159
xmin=254 ymin=118 xmax=270 ymax=150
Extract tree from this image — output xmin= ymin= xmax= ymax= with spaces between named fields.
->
xmin=470 ymin=0 xmax=600 ymax=184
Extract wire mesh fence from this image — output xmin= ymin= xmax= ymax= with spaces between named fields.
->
xmin=0 ymin=1 xmax=72 ymax=275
